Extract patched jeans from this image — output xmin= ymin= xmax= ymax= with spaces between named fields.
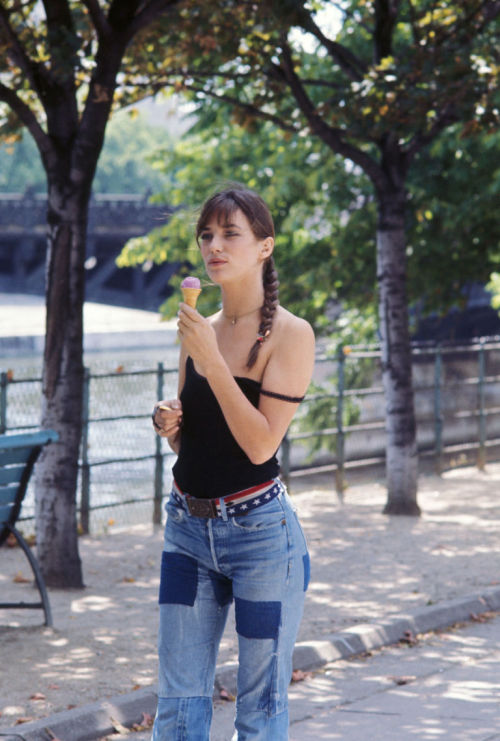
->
xmin=152 ymin=479 xmax=310 ymax=741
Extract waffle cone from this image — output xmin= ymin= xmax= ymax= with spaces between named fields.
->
xmin=181 ymin=286 xmax=202 ymax=308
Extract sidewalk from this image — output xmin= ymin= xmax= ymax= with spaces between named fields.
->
xmin=1 ymin=464 xmax=500 ymax=739
xmin=120 ymin=610 xmax=500 ymax=741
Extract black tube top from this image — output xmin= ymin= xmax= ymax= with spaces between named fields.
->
xmin=172 ymin=357 xmax=280 ymax=499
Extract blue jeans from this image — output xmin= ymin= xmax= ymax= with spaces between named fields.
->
xmin=152 ymin=479 xmax=310 ymax=741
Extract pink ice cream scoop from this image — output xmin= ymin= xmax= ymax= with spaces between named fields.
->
xmin=181 ymin=276 xmax=202 ymax=307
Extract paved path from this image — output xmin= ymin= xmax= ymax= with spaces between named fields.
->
xmin=1 ymin=466 xmax=499 ymax=740
xmin=286 ymin=612 xmax=500 ymax=741
xmin=120 ymin=612 xmax=500 ymax=741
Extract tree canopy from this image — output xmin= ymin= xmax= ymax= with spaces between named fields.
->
xmin=118 ymin=109 xmax=378 ymax=331
xmin=108 ymin=0 xmax=499 ymax=193
xmin=118 ymin=111 xmax=500 ymax=335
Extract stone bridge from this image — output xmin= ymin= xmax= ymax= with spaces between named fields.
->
xmin=0 ymin=191 xmax=178 ymax=311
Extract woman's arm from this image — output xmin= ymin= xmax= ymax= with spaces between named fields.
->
xmin=203 ymin=315 xmax=315 ymax=464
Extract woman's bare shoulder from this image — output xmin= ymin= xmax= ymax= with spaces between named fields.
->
xmin=274 ymin=306 xmax=315 ymax=346
xmin=260 ymin=306 xmax=315 ymax=396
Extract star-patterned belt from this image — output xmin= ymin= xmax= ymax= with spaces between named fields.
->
xmin=171 ymin=479 xmax=283 ymax=518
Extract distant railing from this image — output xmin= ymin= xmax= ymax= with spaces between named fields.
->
xmin=2 ymin=338 xmax=500 ymax=533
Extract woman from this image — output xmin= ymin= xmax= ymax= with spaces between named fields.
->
xmin=151 ymin=185 xmax=315 ymax=740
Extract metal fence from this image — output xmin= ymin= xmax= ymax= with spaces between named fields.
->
xmin=285 ymin=339 xmax=500 ymax=498
xmin=2 ymin=338 xmax=500 ymax=533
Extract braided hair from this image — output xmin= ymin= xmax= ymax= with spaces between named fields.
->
xmin=196 ymin=185 xmax=279 ymax=369
xmin=246 ymin=255 xmax=279 ymax=369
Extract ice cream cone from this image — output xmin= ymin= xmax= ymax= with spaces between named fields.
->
xmin=181 ymin=286 xmax=202 ymax=308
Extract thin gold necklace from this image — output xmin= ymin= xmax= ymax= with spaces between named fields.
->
xmin=222 ymin=306 xmax=262 ymax=326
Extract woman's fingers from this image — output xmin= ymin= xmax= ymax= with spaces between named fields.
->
xmin=152 ymin=400 xmax=182 ymax=436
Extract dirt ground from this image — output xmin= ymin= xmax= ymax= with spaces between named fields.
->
xmin=1 ymin=465 xmax=499 ymax=729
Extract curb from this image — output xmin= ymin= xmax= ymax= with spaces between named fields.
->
xmin=292 ymin=584 xmax=500 ymax=672
xmin=2 ymin=586 xmax=500 ymax=741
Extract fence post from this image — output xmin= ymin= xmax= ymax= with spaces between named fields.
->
xmin=0 ymin=371 xmax=7 ymax=434
xmin=80 ymin=367 xmax=91 ymax=534
xmin=153 ymin=362 xmax=164 ymax=525
xmin=434 ymin=345 xmax=443 ymax=474
xmin=335 ymin=347 xmax=345 ymax=502
xmin=477 ymin=339 xmax=486 ymax=470
xmin=280 ymin=433 xmax=291 ymax=490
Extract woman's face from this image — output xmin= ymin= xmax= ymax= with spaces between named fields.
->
xmin=198 ymin=208 xmax=273 ymax=284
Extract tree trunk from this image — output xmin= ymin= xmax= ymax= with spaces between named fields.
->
xmin=376 ymin=184 xmax=420 ymax=516
xmin=35 ymin=185 xmax=88 ymax=587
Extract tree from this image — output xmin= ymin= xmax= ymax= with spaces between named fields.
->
xmin=0 ymin=0 xmax=191 ymax=587
xmin=126 ymin=0 xmax=499 ymax=514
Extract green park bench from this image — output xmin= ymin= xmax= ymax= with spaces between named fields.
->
xmin=0 ymin=430 xmax=59 ymax=627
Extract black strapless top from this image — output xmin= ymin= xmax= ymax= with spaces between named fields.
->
xmin=172 ymin=356 xmax=280 ymax=499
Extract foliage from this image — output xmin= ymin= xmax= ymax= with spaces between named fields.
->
xmin=0 ymin=108 xmax=172 ymax=194
xmin=290 ymin=307 xmax=379 ymax=460
xmin=0 ymin=133 xmax=46 ymax=191
xmin=118 ymin=0 xmax=499 ymax=194
xmin=487 ymin=273 xmax=500 ymax=313
xmin=118 ymin=111 xmax=378 ymax=329
xmin=118 ymin=107 xmax=500 ymax=331
xmin=117 ymin=0 xmax=499 ymax=335
xmin=406 ymin=125 xmax=500 ymax=318
xmin=93 ymin=109 xmax=173 ymax=193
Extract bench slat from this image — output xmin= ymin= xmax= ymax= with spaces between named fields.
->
xmin=0 ymin=431 xmax=58 ymax=450
xmin=0 ymin=466 xmax=24 ymax=486
xmin=0 ymin=502 xmax=14 ymax=523
xmin=0 ymin=448 xmax=33 ymax=466
xmin=0 ymin=485 xmax=19 ymax=504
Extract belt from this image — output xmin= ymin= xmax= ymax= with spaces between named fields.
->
xmin=172 ymin=479 xmax=283 ymax=519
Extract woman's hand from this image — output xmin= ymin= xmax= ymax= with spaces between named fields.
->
xmin=152 ymin=399 xmax=183 ymax=441
xmin=177 ymin=302 xmax=221 ymax=376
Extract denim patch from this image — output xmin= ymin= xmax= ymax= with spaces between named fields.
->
xmin=235 ymin=596 xmax=281 ymax=639
xmin=209 ymin=571 xmax=233 ymax=607
xmin=159 ymin=551 xmax=198 ymax=606
xmin=303 ymin=553 xmax=311 ymax=592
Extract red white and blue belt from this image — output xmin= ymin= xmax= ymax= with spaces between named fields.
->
xmin=171 ymin=479 xmax=283 ymax=519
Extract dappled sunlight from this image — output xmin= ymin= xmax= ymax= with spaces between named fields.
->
xmin=94 ymin=633 xmax=115 ymax=645
xmin=295 ymin=470 xmax=500 ymax=641
xmin=71 ymin=595 xmax=115 ymax=613
xmin=0 ymin=524 xmax=164 ymax=723
xmin=48 ymin=636 xmax=68 ymax=647
xmin=2 ymin=468 xmax=499 ymax=725
xmin=443 ymin=680 xmax=500 ymax=703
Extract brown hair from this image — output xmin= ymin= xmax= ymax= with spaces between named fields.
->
xmin=197 ymin=186 xmax=279 ymax=369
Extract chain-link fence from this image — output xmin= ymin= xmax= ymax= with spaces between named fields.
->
xmin=0 ymin=361 xmax=178 ymax=533
xmin=2 ymin=338 xmax=500 ymax=533
xmin=283 ymin=339 xmax=500 ymax=495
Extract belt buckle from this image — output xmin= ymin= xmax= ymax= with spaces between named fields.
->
xmin=186 ymin=497 xmax=218 ymax=518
